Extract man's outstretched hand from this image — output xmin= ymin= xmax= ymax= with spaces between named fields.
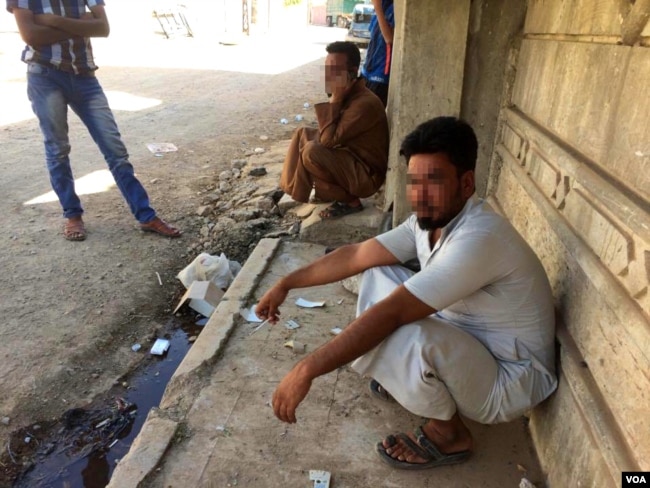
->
xmin=272 ymin=365 xmax=312 ymax=423
xmin=255 ymin=283 xmax=288 ymax=323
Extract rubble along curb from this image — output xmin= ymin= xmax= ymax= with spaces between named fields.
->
xmin=107 ymin=238 xmax=281 ymax=488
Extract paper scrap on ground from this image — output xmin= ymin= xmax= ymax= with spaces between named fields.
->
xmin=284 ymin=340 xmax=306 ymax=353
xmin=285 ymin=319 xmax=300 ymax=330
xmin=309 ymin=470 xmax=331 ymax=488
xmin=296 ymin=298 xmax=325 ymax=308
xmin=146 ymin=142 xmax=177 ymax=154
xmin=240 ymin=304 xmax=263 ymax=323
xmin=330 ymin=327 xmax=343 ymax=335
xmin=195 ymin=317 xmax=209 ymax=326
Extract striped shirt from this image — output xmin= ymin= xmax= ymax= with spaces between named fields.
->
xmin=6 ymin=0 xmax=104 ymax=74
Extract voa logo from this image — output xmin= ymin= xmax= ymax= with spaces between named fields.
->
xmin=623 ymin=472 xmax=649 ymax=486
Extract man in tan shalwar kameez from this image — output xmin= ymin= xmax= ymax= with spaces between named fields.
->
xmin=280 ymin=41 xmax=389 ymax=219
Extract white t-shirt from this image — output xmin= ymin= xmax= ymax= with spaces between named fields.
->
xmin=376 ymin=194 xmax=556 ymax=376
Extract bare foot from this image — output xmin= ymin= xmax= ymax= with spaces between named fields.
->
xmin=381 ymin=413 xmax=472 ymax=464
xmin=63 ymin=216 xmax=86 ymax=241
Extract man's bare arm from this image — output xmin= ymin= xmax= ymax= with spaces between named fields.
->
xmin=272 ymin=284 xmax=437 ymax=423
xmin=34 ymin=5 xmax=109 ymax=38
xmin=371 ymin=0 xmax=394 ymax=44
xmin=255 ymin=238 xmax=399 ymax=322
xmin=13 ymin=8 xmax=74 ymax=46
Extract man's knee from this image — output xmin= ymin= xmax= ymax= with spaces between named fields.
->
xmin=301 ymin=141 xmax=330 ymax=171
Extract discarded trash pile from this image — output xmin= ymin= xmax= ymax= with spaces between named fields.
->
xmin=55 ymin=398 xmax=137 ymax=459
xmin=2 ymin=398 xmax=137 ymax=486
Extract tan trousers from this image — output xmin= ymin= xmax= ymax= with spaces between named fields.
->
xmin=279 ymin=127 xmax=383 ymax=203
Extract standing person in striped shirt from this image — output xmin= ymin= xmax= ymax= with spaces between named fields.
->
xmin=361 ymin=0 xmax=394 ymax=108
xmin=7 ymin=0 xmax=181 ymax=241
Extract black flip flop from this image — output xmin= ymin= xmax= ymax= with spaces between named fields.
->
xmin=375 ymin=426 xmax=471 ymax=470
xmin=369 ymin=379 xmax=394 ymax=402
xmin=319 ymin=201 xmax=363 ymax=220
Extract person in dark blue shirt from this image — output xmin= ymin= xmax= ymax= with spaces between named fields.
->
xmin=361 ymin=0 xmax=394 ymax=107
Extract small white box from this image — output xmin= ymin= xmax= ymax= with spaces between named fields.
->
xmin=150 ymin=338 xmax=171 ymax=356
xmin=173 ymin=281 xmax=224 ymax=317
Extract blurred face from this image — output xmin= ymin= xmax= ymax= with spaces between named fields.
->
xmin=407 ymin=152 xmax=475 ymax=230
xmin=324 ymin=52 xmax=351 ymax=94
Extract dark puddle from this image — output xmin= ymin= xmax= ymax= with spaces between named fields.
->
xmin=2 ymin=316 xmax=203 ymax=488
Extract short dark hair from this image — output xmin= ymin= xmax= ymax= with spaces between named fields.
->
xmin=325 ymin=41 xmax=361 ymax=72
xmin=400 ymin=117 xmax=478 ymax=174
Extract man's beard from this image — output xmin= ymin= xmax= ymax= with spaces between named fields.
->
xmin=417 ymin=215 xmax=454 ymax=231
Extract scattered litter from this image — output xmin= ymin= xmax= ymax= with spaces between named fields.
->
xmin=177 ymin=252 xmax=236 ymax=290
xmin=254 ymin=147 xmax=265 ymax=154
xmin=279 ymin=427 xmax=288 ymax=437
xmin=95 ymin=418 xmax=111 ymax=429
xmin=249 ymin=318 xmax=270 ymax=336
xmin=285 ymin=319 xmax=301 ymax=330
xmin=1 ymin=417 xmax=9 ymax=426
xmin=517 ymin=464 xmax=527 ymax=472
xmin=188 ymin=335 xmax=198 ymax=343
xmin=216 ymin=425 xmax=231 ymax=436
xmin=195 ymin=317 xmax=209 ymax=326
xmin=330 ymin=327 xmax=343 ymax=335
xmin=336 ymin=298 xmax=344 ymax=305
xmin=635 ymin=150 xmax=645 ymax=157
xmin=280 ymin=118 xmax=289 ymax=124
xmin=108 ymin=439 xmax=119 ymax=448
xmin=295 ymin=114 xmax=304 ymax=122
xmin=309 ymin=470 xmax=331 ymax=488
xmin=146 ymin=142 xmax=177 ymax=154
xmin=131 ymin=343 xmax=142 ymax=352
xmin=296 ymin=298 xmax=325 ymax=308
xmin=284 ymin=340 xmax=306 ymax=353
xmin=259 ymin=135 xmax=269 ymax=141
xmin=173 ymin=281 xmax=224 ymax=317
xmin=150 ymin=338 xmax=171 ymax=356
xmin=304 ymin=102 xmax=310 ymax=108
xmin=155 ymin=271 xmax=162 ymax=286
xmin=519 ymin=478 xmax=537 ymax=488
xmin=24 ymin=437 xmax=31 ymax=444
xmin=240 ymin=305 xmax=263 ymax=323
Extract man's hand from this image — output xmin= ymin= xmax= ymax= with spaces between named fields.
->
xmin=255 ymin=283 xmax=288 ymax=323
xmin=272 ymin=365 xmax=312 ymax=423
xmin=330 ymin=76 xmax=355 ymax=104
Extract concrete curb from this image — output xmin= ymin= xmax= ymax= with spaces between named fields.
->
xmin=108 ymin=238 xmax=282 ymax=488
xmin=171 ymin=237 xmax=281 ymax=379
xmin=105 ymin=409 xmax=178 ymax=488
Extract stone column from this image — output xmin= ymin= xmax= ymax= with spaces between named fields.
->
xmin=384 ymin=0 xmax=471 ymax=224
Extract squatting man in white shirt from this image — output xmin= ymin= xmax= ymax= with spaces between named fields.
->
xmin=256 ymin=116 xmax=557 ymax=470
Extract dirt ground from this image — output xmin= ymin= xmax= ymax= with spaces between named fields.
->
xmin=0 ymin=3 xmax=347 ymax=461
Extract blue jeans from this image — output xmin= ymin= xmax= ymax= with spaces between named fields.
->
xmin=26 ymin=63 xmax=156 ymax=223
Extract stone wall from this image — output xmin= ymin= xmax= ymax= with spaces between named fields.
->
xmin=386 ymin=0 xmax=649 ymax=485
xmin=489 ymin=1 xmax=650 ymax=485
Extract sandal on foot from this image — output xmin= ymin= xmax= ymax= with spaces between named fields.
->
xmin=318 ymin=201 xmax=363 ymax=220
xmin=64 ymin=218 xmax=86 ymax=241
xmin=369 ymin=379 xmax=394 ymax=402
xmin=375 ymin=426 xmax=471 ymax=470
xmin=140 ymin=217 xmax=182 ymax=238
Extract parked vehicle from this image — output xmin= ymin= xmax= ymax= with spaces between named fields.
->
xmin=346 ymin=3 xmax=375 ymax=46
xmin=326 ymin=0 xmax=356 ymax=28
